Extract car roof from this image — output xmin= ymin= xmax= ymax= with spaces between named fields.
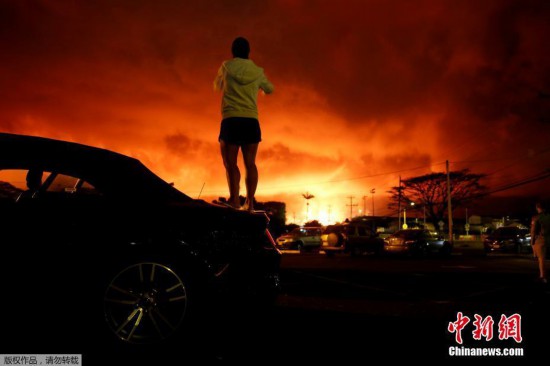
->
xmin=0 ymin=133 xmax=190 ymax=202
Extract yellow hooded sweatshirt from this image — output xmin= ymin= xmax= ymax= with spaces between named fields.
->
xmin=214 ymin=58 xmax=274 ymax=119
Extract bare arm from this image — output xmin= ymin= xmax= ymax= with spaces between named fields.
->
xmin=260 ymin=74 xmax=274 ymax=94
xmin=531 ymin=216 xmax=537 ymax=244
xmin=213 ymin=65 xmax=224 ymax=91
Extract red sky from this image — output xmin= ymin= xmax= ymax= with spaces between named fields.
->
xmin=1 ymin=0 xmax=549 ymax=224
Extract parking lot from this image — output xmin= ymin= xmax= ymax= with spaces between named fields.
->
xmin=104 ymin=243 xmax=550 ymax=364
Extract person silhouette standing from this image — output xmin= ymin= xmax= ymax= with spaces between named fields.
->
xmin=531 ymin=200 xmax=549 ymax=283
xmin=214 ymin=37 xmax=274 ymax=211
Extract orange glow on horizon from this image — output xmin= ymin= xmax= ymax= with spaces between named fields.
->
xmin=0 ymin=1 xmax=548 ymax=225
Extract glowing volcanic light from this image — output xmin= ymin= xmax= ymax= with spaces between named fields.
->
xmin=1 ymin=1 xmax=549 ymax=225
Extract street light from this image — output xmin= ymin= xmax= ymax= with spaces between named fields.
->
xmin=403 ymin=201 xmax=416 ymax=229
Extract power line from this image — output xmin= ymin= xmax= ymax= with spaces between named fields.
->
xmin=256 ymin=162 xmax=446 ymax=191
xmin=192 ymin=147 xmax=549 ymax=196
xmin=484 ymin=170 xmax=550 ymax=195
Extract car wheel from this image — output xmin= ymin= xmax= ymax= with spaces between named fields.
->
xmin=104 ymin=262 xmax=188 ymax=344
xmin=413 ymin=244 xmax=427 ymax=257
xmin=373 ymin=243 xmax=383 ymax=257
xmin=350 ymin=246 xmax=360 ymax=257
xmin=439 ymin=244 xmax=452 ymax=258
xmin=296 ymin=242 xmax=304 ymax=252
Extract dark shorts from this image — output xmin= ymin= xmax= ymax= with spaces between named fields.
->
xmin=218 ymin=117 xmax=261 ymax=145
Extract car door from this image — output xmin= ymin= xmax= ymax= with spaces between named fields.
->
xmin=0 ymin=169 xmax=110 ymax=342
xmin=345 ymin=224 xmax=358 ymax=250
xmin=424 ymin=231 xmax=437 ymax=251
xmin=304 ymin=228 xmax=321 ymax=247
xmin=356 ymin=225 xmax=369 ymax=250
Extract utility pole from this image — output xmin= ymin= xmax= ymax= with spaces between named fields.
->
xmin=423 ymin=205 xmax=426 ymax=227
xmin=398 ymin=176 xmax=402 ymax=229
xmin=362 ymin=196 xmax=367 ymax=216
xmin=446 ymin=160 xmax=453 ymax=241
xmin=370 ymin=188 xmax=375 ymax=217
xmin=370 ymin=188 xmax=376 ymax=232
xmin=346 ymin=196 xmax=358 ymax=220
xmin=465 ymin=208 xmax=469 ymax=236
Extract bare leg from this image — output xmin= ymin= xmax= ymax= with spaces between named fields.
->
xmin=539 ymin=246 xmax=546 ymax=280
xmin=220 ymin=141 xmax=241 ymax=208
xmin=241 ymin=143 xmax=259 ymax=211
xmin=533 ymin=244 xmax=547 ymax=281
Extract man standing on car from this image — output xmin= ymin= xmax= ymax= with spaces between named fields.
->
xmin=214 ymin=37 xmax=274 ymax=211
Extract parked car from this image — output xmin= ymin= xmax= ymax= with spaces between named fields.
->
xmin=276 ymin=226 xmax=322 ymax=251
xmin=383 ymin=229 xmax=453 ymax=256
xmin=0 ymin=133 xmax=281 ymax=350
xmin=483 ymin=226 xmax=531 ymax=254
xmin=321 ymin=222 xmax=384 ymax=256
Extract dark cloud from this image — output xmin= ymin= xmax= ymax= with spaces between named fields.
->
xmin=260 ymin=142 xmax=343 ymax=172
xmin=164 ymin=132 xmax=209 ymax=158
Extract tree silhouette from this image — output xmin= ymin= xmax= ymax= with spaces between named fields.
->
xmin=304 ymin=220 xmax=322 ymax=227
xmin=387 ymin=169 xmax=487 ymax=227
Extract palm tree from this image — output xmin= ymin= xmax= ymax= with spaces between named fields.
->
xmin=302 ymin=192 xmax=315 ymax=222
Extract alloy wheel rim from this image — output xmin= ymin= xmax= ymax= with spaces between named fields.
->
xmin=104 ymin=262 xmax=188 ymax=344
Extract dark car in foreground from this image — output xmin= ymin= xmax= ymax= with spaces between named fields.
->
xmin=483 ymin=226 xmax=531 ymax=254
xmin=383 ymin=229 xmax=453 ymax=256
xmin=0 ymin=133 xmax=280 ymax=351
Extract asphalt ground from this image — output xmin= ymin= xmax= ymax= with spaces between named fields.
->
xmin=95 ymin=241 xmax=550 ymax=365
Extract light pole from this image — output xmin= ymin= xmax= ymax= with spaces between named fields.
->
xmin=370 ymin=188 xmax=375 ymax=217
xmin=404 ymin=201 xmax=415 ymax=229
xmin=423 ymin=205 xmax=426 ymax=227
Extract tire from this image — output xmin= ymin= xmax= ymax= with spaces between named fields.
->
xmin=371 ymin=240 xmax=384 ymax=256
xmin=103 ymin=262 xmax=189 ymax=344
xmin=413 ymin=244 xmax=427 ymax=257
xmin=439 ymin=244 xmax=452 ymax=258
xmin=350 ymin=246 xmax=360 ymax=257
xmin=296 ymin=242 xmax=304 ymax=252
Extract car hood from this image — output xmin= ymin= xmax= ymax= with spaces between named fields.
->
xmin=166 ymin=199 xmax=270 ymax=231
